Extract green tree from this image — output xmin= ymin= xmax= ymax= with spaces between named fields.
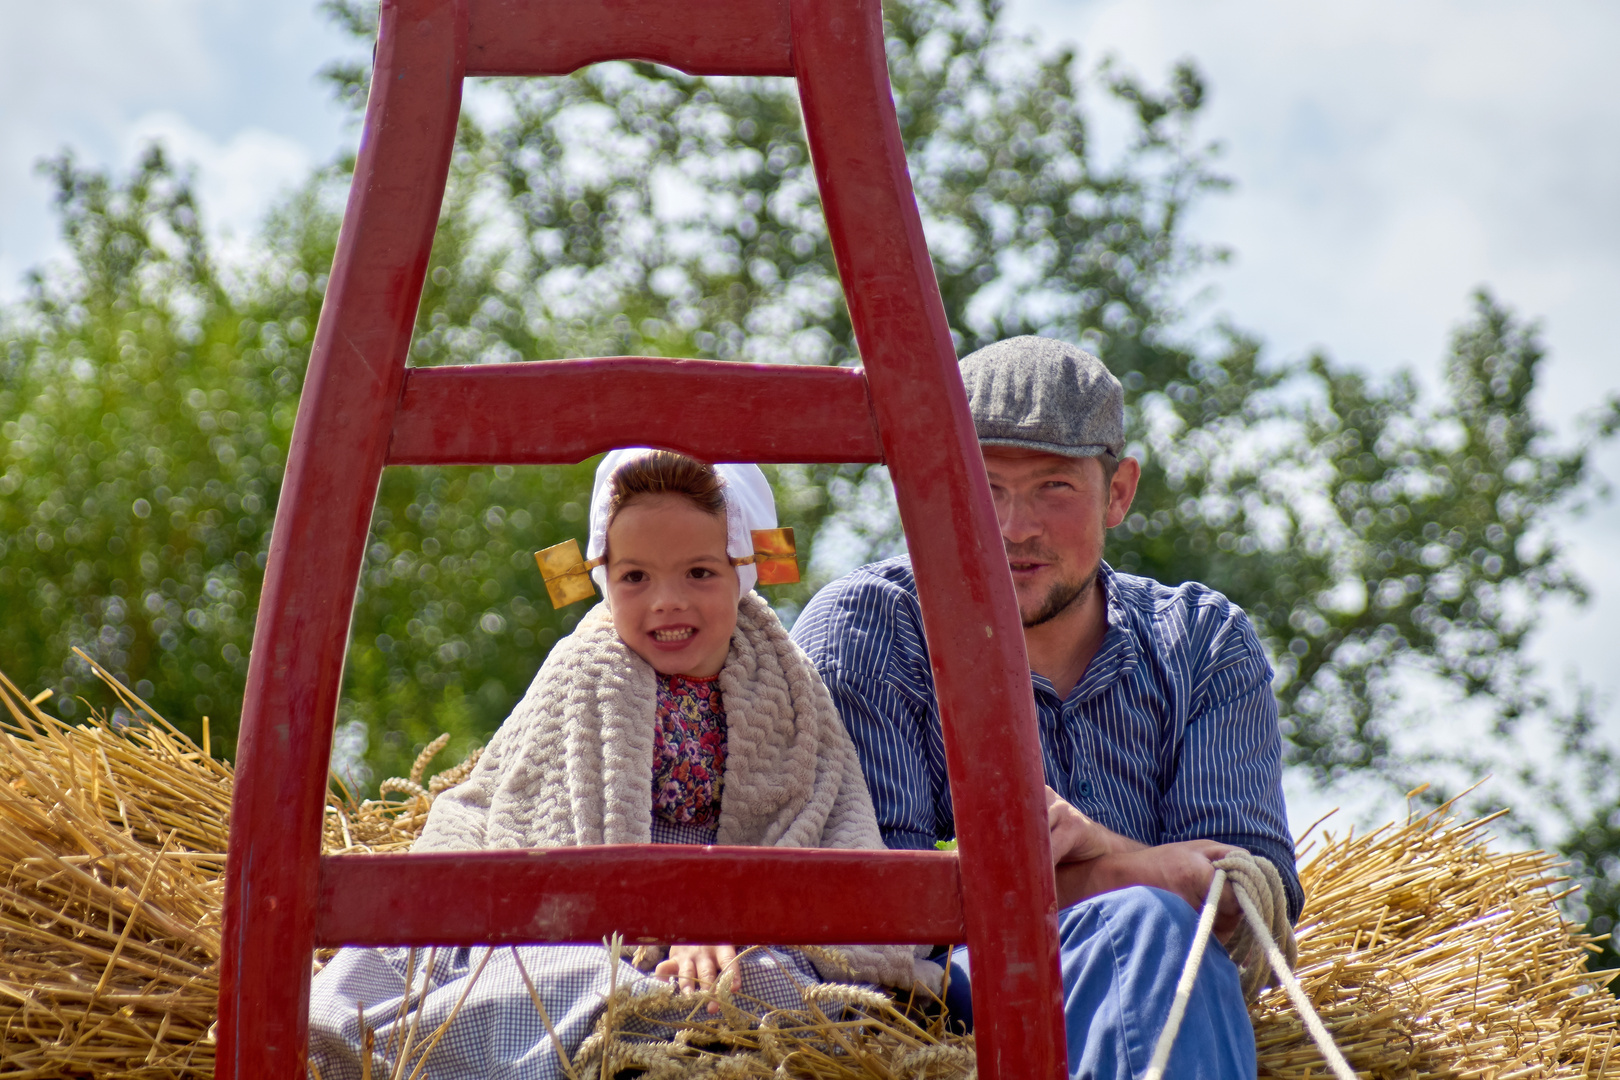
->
xmin=1116 ymin=293 xmax=1617 ymax=780
xmin=1563 ymin=793 xmax=1620 ymax=972
xmin=0 ymin=147 xmax=303 ymax=743
xmin=0 ymin=147 xmax=604 ymax=782
xmin=345 ymin=0 xmax=1613 ymax=789
xmin=300 ymin=0 xmax=1253 ymax=780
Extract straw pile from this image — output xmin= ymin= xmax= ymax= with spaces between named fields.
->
xmin=1251 ymin=799 xmax=1620 ymax=1077
xmin=0 ymin=657 xmax=230 ymax=1079
xmin=2 ymin=653 xmax=1618 ymax=1078
xmin=0 ymin=655 xmax=431 ymax=1079
xmin=575 ymin=805 xmax=1620 ymax=1078
xmin=323 ymin=733 xmax=482 ymax=856
xmin=568 ymin=940 xmax=975 ymax=1080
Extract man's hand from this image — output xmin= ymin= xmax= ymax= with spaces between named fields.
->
xmin=1055 ymin=839 xmax=1243 ymax=943
xmin=1043 ymin=789 xmax=1243 ymax=940
xmin=1045 ymin=786 xmax=1143 ymax=865
xmin=656 ymin=945 xmax=739 ymax=1012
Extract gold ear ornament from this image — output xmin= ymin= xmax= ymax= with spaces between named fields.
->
xmin=534 ymin=538 xmax=604 ymax=609
xmin=731 ymin=527 xmax=799 ymax=585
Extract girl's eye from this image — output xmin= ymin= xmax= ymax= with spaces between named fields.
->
xmin=620 ymin=570 xmax=647 ymax=584
xmin=689 ymin=567 xmax=716 ymax=580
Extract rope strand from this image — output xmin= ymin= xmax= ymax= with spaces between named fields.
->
xmin=1143 ymin=868 xmax=1227 ymax=1080
xmin=1143 ymin=852 xmax=1353 ymax=1080
xmin=1231 ymin=883 xmax=1355 ymax=1080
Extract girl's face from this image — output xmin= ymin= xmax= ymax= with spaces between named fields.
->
xmin=604 ymin=493 xmax=740 ymax=678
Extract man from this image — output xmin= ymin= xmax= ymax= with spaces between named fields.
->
xmin=791 ymin=336 xmax=1296 ymax=1078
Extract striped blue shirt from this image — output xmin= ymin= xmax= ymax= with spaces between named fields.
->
xmin=791 ymin=556 xmax=1302 ymax=920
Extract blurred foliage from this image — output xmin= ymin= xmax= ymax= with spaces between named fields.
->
xmin=0 ymin=147 xmax=306 ymax=744
xmin=4 ymin=0 xmax=1619 ymax=960
xmin=1126 ymin=296 xmax=1614 ymax=776
xmin=1564 ymin=802 xmax=1620 ymax=973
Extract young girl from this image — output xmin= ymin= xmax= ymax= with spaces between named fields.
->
xmin=308 ymin=449 xmax=936 ymax=1080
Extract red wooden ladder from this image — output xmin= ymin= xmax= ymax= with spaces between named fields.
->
xmin=218 ymin=1 xmax=1066 ymax=1077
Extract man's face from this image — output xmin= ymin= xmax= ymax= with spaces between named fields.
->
xmin=982 ymin=447 xmax=1136 ymax=627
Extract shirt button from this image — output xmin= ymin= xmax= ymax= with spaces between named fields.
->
xmin=1078 ymin=778 xmax=1093 ymax=800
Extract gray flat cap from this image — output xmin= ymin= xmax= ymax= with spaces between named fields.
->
xmin=959 ymin=336 xmax=1124 ymax=458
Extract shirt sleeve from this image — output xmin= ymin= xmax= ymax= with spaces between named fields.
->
xmin=790 ymin=568 xmax=954 ymax=850
xmin=1160 ymin=609 xmax=1303 ymax=921
xmin=817 ymin=670 xmax=953 ymax=849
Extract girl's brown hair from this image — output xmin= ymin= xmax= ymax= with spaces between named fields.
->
xmin=607 ymin=451 xmax=726 ymax=522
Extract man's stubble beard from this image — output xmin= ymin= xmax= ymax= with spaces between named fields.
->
xmin=1008 ymin=494 xmax=1114 ymax=628
xmin=1019 ymin=560 xmax=1100 ymax=629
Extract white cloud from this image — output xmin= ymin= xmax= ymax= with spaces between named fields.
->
xmin=0 ymin=0 xmax=357 ymax=298
xmin=1006 ymin=0 xmax=1620 ymax=400
xmin=122 ymin=112 xmax=314 ymax=268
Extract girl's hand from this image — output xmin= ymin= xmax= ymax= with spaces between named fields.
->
xmin=656 ymin=944 xmax=740 ymax=1010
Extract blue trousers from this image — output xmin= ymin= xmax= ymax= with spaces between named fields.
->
xmin=939 ymin=887 xmax=1255 ymax=1080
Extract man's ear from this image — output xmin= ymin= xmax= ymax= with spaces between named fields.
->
xmin=1104 ymin=457 xmax=1142 ymax=528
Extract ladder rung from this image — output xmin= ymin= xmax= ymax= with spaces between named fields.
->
xmin=386 ymin=358 xmax=884 ymax=466
xmin=316 ymin=846 xmax=964 ymax=947
xmin=467 ymin=0 xmax=793 ymax=78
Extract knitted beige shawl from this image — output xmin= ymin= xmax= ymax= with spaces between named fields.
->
xmin=416 ymin=593 xmax=935 ymax=990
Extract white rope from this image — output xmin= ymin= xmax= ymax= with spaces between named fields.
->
xmin=1142 ymin=868 xmax=1226 ymax=1080
xmin=1143 ymin=854 xmax=1355 ymax=1080
xmin=1218 ymin=853 xmax=1296 ymax=1001
xmin=1230 ymin=883 xmax=1356 ymax=1080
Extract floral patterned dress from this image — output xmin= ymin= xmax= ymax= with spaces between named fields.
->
xmin=651 ymin=673 xmax=727 ymax=827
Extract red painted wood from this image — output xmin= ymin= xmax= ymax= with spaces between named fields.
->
xmin=216 ymin=2 xmax=467 ymax=1078
xmin=317 ymin=847 xmax=965 ymax=947
xmin=225 ymin=0 xmax=1069 ymax=1077
xmin=467 ymin=0 xmax=792 ymax=77
xmin=792 ymin=1 xmax=1067 ymax=1078
xmin=387 ymin=359 xmax=883 ymax=466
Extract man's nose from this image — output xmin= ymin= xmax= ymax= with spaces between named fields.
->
xmin=997 ymin=495 xmax=1042 ymax=544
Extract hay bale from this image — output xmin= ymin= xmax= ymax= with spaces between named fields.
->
xmin=2 ymin=656 xmax=1617 ymax=1078
xmin=1253 ymin=805 xmax=1620 ymax=1077
xmin=0 ymin=658 xmax=425 ymax=1079
xmin=0 ymin=662 xmax=228 ymax=1079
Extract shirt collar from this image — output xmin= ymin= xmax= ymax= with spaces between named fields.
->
xmin=1028 ymin=562 xmax=1139 ymax=706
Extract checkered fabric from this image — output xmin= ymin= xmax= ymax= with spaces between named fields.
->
xmin=308 ymin=943 xmax=822 ymax=1080
xmin=309 ymin=823 xmax=823 ymax=1080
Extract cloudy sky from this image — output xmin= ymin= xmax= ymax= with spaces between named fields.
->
xmin=3 ymin=0 xmax=1616 ymax=827
xmin=1002 ymin=0 xmax=1620 ymax=827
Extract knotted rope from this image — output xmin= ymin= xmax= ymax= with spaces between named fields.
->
xmin=1219 ymin=852 xmax=1297 ymax=1002
xmin=1143 ymin=852 xmax=1354 ymax=1080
